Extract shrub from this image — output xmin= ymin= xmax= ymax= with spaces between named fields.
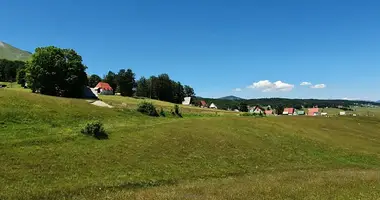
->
xmin=81 ymin=121 xmax=108 ymax=140
xmin=159 ymin=107 xmax=166 ymax=117
xmin=174 ymin=105 xmax=182 ymax=118
xmin=137 ymin=102 xmax=159 ymax=117
xmin=240 ymin=113 xmax=252 ymax=117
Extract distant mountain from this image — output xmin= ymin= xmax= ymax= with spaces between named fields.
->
xmin=0 ymin=41 xmax=32 ymax=61
xmin=219 ymin=95 xmax=245 ymax=101
xmin=377 ymin=100 xmax=380 ymax=103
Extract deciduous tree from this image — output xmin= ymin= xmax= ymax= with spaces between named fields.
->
xmin=116 ymin=69 xmax=135 ymax=96
xmin=88 ymin=74 xmax=102 ymax=88
xmin=25 ymin=46 xmax=87 ymax=97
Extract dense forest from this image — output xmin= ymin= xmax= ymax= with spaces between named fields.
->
xmin=0 ymin=59 xmax=25 ymax=82
xmin=198 ymin=97 xmax=380 ymax=110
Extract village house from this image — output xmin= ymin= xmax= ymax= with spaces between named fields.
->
xmin=209 ymin=103 xmax=218 ymax=109
xmin=283 ymin=108 xmax=295 ymax=115
xmin=308 ymin=108 xmax=320 ymax=116
xmin=296 ymin=110 xmax=305 ymax=115
xmin=249 ymin=105 xmax=265 ymax=114
xmin=200 ymin=100 xmax=207 ymax=108
xmin=94 ymin=82 xmax=113 ymax=95
xmin=182 ymin=97 xmax=192 ymax=105
xmin=265 ymin=110 xmax=274 ymax=115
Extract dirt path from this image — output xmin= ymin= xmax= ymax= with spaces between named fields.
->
xmin=90 ymin=100 xmax=113 ymax=108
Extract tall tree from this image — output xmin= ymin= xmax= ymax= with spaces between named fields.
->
xmin=173 ymin=81 xmax=185 ymax=104
xmin=116 ymin=69 xmax=135 ymax=97
xmin=184 ymin=85 xmax=195 ymax=97
xmin=103 ymin=71 xmax=117 ymax=93
xmin=275 ymin=105 xmax=285 ymax=115
xmin=25 ymin=46 xmax=87 ymax=97
xmin=147 ymin=76 xmax=158 ymax=99
xmin=136 ymin=76 xmax=149 ymax=97
xmin=157 ymin=74 xmax=173 ymax=102
xmin=88 ymin=74 xmax=102 ymax=87
xmin=239 ymin=102 xmax=249 ymax=112
xmin=16 ymin=68 xmax=26 ymax=86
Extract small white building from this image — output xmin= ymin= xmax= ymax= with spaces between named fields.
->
xmin=321 ymin=112 xmax=328 ymax=116
xmin=209 ymin=103 xmax=218 ymax=109
xmin=182 ymin=97 xmax=191 ymax=105
xmin=339 ymin=111 xmax=346 ymax=116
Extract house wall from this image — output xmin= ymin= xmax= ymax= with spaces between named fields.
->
xmin=99 ymin=89 xmax=113 ymax=95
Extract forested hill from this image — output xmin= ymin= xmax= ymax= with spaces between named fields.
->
xmin=197 ymin=97 xmax=379 ymax=110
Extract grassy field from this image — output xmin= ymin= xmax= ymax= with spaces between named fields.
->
xmin=1 ymin=88 xmax=380 ymax=199
xmin=100 ymin=95 xmax=237 ymax=116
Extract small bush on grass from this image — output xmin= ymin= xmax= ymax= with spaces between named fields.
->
xmin=159 ymin=107 xmax=166 ymax=117
xmin=137 ymin=102 xmax=159 ymax=117
xmin=174 ymin=105 xmax=182 ymax=118
xmin=81 ymin=121 xmax=108 ymax=140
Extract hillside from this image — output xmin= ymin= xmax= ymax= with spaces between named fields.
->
xmin=219 ymin=95 xmax=245 ymax=100
xmin=0 ymin=41 xmax=32 ymax=61
xmin=1 ymin=88 xmax=380 ymax=199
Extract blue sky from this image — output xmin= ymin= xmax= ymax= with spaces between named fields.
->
xmin=2 ymin=0 xmax=380 ymax=100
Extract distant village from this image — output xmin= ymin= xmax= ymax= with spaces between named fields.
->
xmin=91 ymin=81 xmax=376 ymax=117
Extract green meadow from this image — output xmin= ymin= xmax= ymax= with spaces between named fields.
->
xmin=1 ymin=87 xmax=380 ymax=199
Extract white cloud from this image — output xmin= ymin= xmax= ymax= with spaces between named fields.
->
xmin=300 ymin=82 xmax=312 ymax=86
xmin=233 ymin=88 xmax=242 ymax=92
xmin=310 ymin=84 xmax=326 ymax=89
xmin=247 ymin=80 xmax=294 ymax=92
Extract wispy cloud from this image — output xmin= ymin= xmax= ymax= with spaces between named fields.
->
xmin=247 ymin=80 xmax=294 ymax=92
xmin=310 ymin=84 xmax=326 ymax=89
xmin=233 ymin=88 xmax=242 ymax=92
xmin=300 ymin=82 xmax=312 ymax=86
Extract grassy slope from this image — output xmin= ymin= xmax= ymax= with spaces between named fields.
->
xmin=100 ymin=95 xmax=237 ymax=116
xmin=1 ymin=89 xmax=380 ymax=199
xmin=0 ymin=41 xmax=32 ymax=61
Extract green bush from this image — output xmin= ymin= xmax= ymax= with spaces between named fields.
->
xmin=137 ymin=102 xmax=159 ymax=117
xmin=81 ymin=121 xmax=108 ymax=140
xmin=174 ymin=105 xmax=182 ymax=118
xmin=159 ymin=107 xmax=166 ymax=117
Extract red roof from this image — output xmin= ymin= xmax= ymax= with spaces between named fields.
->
xmin=284 ymin=108 xmax=294 ymax=114
xmin=308 ymin=108 xmax=319 ymax=115
xmin=200 ymin=100 xmax=207 ymax=106
xmin=95 ymin=82 xmax=113 ymax=91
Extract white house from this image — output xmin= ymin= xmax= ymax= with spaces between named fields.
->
xmin=339 ymin=111 xmax=346 ymax=116
xmin=209 ymin=103 xmax=218 ymax=109
xmin=182 ymin=97 xmax=191 ymax=105
xmin=249 ymin=105 xmax=265 ymax=114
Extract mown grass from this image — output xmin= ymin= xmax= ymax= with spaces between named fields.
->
xmin=1 ymin=89 xmax=380 ymax=199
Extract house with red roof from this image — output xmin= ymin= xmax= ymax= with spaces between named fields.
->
xmin=308 ymin=108 xmax=320 ymax=116
xmin=94 ymin=82 xmax=113 ymax=95
xmin=283 ymin=108 xmax=295 ymax=115
xmin=200 ymin=100 xmax=208 ymax=108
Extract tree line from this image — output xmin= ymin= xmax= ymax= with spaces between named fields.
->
xmin=0 ymin=59 xmax=25 ymax=82
xmin=198 ymin=97 xmax=379 ymax=111
xmin=88 ymin=71 xmax=195 ymax=104
xmin=3 ymin=46 xmax=195 ymax=102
